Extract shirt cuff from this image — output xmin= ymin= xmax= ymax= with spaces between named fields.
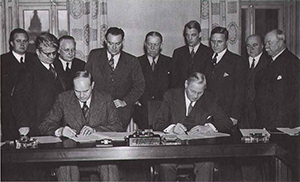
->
xmin=205 ymin=123 xmax=218 ymax=132
xmin=163 ymin=124 xmax=176 ymax=133
xmin=54 ymin=127 xmax=64 ymax=137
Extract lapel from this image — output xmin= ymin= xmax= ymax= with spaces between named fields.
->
xmin=68 ymin=92 xmax=86 ymax=127
xmin=113 ymin=51 xmax=127 ymax=81
xmin=87 ymin=91 xmax=103 ymax=125
xmin=177 ymin=89 xmax=187 ymax=120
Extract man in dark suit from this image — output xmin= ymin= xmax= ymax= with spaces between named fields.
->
xmin=1 ymin=28 xmax=36 ymax=141
xmin=54 ymin=35 xmax=86 ymax=91
xmin=205 ymin=27 xmax=246 ymax=181
xmin=153 ymin=72 xmax=232 ymax=181
xmin=85 ymin=27 xmax=145 ymax=130
xmin=171 ymin=20 xmax=212 ymax=88
xmin=134 ymin=31 xmax=172 ymax=129
xmin=39 ymin=71 xmax=123 ymax=181
xmin=240 ymin=35 xmax=271 ymax=129
xmin=12 ymin=32 xmax=65 ymax=137
xmin=255 ymin=29 xmax=299 ymax=129
xmin=205 ymin=27 xmax=246 ymax=127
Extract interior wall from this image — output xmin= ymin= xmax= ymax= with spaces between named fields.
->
xmin=107 ymin=0 xmax=201 ymax=57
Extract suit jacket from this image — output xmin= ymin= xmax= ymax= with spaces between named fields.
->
xmin=204 ymin=50 xmax=246 ymax=121
xmin=85 ymin=48 xmax=145 ymax=129
xmin=12 ymin=57 xmax=66 ymax=136
xmin=240 ymin=52 xmax=271 ymax=128
xmin=135 ymin=54 xmax=172 ymax=129
xmin=255 ymin=49 xmax=299 ymax=129
xmin=53 ymin=57 xmax=86 ymax=91
xmin=1 ymin=51 xmax=36 ymax=140
xmin=171 ymin=44 xmax=213 ymax=88
xmin=153 ymin=89 xmax=233 ymax=133
xmin=39 ymin=90 xmax=123 ymax=135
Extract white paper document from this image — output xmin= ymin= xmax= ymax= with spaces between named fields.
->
xmin=70 ymin=132 xmax=134 ymax=143
xmin=277 ymin=127 xmax=300 ymax=136
xmin=176 ymin=132 xmax=230 ymax=140
xmin=239 ymin=129 xmax=271 ymax=137
xmin=32 ymin=136 xmax=62 ymax=144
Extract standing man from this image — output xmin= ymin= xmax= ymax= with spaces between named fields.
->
xmin=205 ymin=27 xmax=246 ymax=127
xmin=135 ymin=31 xmax=172 ymax=129
xmin=85 ymin=27 xmax=145 ymax=130
xmin=154 ymin=72 xmax=232 ymax=181
xmin=255 ymin=29 xmax=299 ymax=129
xmin=171 ymin=20 xmax=212 ymax=88
xmin=240 ymin=35 xmax=271 ymax=129
xmin=1 ymin=28 xmax=36 ymax=141
xmin=12 ymin=32 xmax=65 ymax=136
xmin=39 ymin=71 xmax=123 ymax=181
xmin=54 ymin=35 xmax=86 ymax=91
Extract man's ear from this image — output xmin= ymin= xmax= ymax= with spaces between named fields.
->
xmin=36 ymin=49 xmax=40 ymax=56
xmin=184 ymin=80 xmax=188 ymax=89
xmin=199 ymin=32 xmax=202 ymax=39
xmin=91 ymin=81 xmax=95 ymax=89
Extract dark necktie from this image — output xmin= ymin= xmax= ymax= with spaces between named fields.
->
xmin=108 ymin=54 xmax=114 ymax=71
xmin=191 ymin=48 xmax=195 ymax=59
xmin=82 ymin=102 xmax=89 ymax=120
xmin=49 ymin=64 xmax=57 ymax=79
xmin=187 ymin=102 xmax=193 ymax=116
xmin=250 ymin=58 xmax=256 ymax=70
xmin=211 ymin=53 xmax=218 ymax=66
xmin=66 ymin=62 xmax=71 ymax=73
xmin=20 ymin=57 xmax=24 ymax=64
xmin=151 ymin=57 xmax=156 ymax=71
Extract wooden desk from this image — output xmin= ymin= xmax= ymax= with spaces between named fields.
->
xmin=1 ymin=135 xmax=299 ymax=181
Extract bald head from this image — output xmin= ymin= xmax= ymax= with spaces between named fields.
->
xmin=264 ymin=29 xmax=286 ymax=57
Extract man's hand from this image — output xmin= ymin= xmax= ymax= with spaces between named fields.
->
xmin=61 ymin=126 xmax=77 ymax=138
xmin=113 ymin=99 xmax=127 ymax=108
xmin=189 ymin=125 xmax=213 ymax=134
xmin=172 ymin=123 xmax=188 ymax=135
xmin=79 ymin=125 xmax=95 ymax=136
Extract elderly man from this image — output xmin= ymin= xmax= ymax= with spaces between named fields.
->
xmin=171 ymin=20 xmax=212 ymax=88
xmin=39 ymin=71 xmax=123 ymax=181
xmin=54 ymin=35 xmax=86 ymax=91
xmin=240 ymin=35 xmax=271 ymax=129
xmin=1 ymin=28 xmax=36 ymax=141
xmin=134 ymin=31 xmax=172 ymax=129
xmin=12 ymin=32 xmax=65 ymax=136
xmin=85 ymin=27 xmax=145 ymax=130
xmin=255 ymin=29 xmax=299 ymax=129
xmin=154 ymin=72 xmax=232 ymax=181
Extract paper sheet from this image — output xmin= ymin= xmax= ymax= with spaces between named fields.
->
xmin=176 ymin=132 xmax=230 ymax=140
xmin=239 ymin=129 xmax=270 ymax=137
xmin=32 ymin=136 xmax=62 ymax=144
xmin=277 ymin=127 xmax=300 ymax=136
xmin=70 ymin=132 xmax=134 ymax=143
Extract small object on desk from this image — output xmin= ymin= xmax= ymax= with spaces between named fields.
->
xmin=96 ymin=138 xmax=113 ymax=147
xmin=125 ymin=130 xmax=161 ymax=146
xmin=240 ymin=129 xmax=270 ymax=143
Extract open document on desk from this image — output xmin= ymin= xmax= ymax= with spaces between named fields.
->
xmin=70 ymin=132 xmax=133 ymax=143
xmin=175 ymin=132 xmax=230 ymax=140
xmin=277 ymin=127 xmax=300 ymax=136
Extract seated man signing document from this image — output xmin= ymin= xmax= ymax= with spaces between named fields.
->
xmin=153 ymin=72 xmax=233 ymax=181
xmin=39 ymin=71 xmax=123 ymax=181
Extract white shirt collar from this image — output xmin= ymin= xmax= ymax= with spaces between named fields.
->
xmin=107 ymin=51 xmax=121 ymax=69
xmin=147 ymin=55 xmax=159 ymax=65
xmin=189 ymin=43 xmax=200 ymax=53
xmin=184 ymin=91 xmax=196 ymax=116
xmin=248 ymin=52 xmax=263 ymax=68
xmin=40 ymin=61 xmax=53 ymax=70
xmin=212 ymin=48 xmax=227 ymax=64
xmin=78 ymin=96 xmax=92 ymax=108
xmin=59 ymin=57 xmax=72 ymax=71
xmin=272 ymin=48 xmax=286 ymax=61
xmin=12 ymin=51 xmax=25 ymax=63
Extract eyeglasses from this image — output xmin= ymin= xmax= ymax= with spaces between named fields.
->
xmin=39 ymin=49 xmax=57 ymax=57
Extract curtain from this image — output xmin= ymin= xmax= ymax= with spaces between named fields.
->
xmin=67 ymin=0 xmax=108 ymax=62
xmin=200 ymin=0 xmax=241 ymax=55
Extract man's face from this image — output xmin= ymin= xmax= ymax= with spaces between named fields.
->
xmin=246 ymin=36 xmax=264 ymax=58
xmin=10 ymin=33 xmax=29 ymax=55
xmin=58 ymin=39 xmax=76 ymax=62
xmin=145 ymin=35 xmax=162 ymax=58
xmin=210 ymin=33 xmax=227 ymax=53
xmin=264 ymin=32 xmax=282 ymax=57
xmin=36 ymin=46 xmax=57 ymax=64
xmin=185 ymin=81 xmax=206 ymax=102
xmin=105 ymin=34 xmax=123 ymax=55
xmin=74 ymin=77 xmax=94 ymax=103
xmin=185 ymin=28 xmax=201 ymax=47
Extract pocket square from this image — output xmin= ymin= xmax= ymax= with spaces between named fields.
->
xmin=223 ymin=72 xmax=229 ymax=77
xmin=277 ymin=75 xmax=282 ymax=80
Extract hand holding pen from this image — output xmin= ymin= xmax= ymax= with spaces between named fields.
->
xmin=173 ymin=123 xmax=188 ymax=135
xmin=61 ymin=125 xmax=78 ymax=138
